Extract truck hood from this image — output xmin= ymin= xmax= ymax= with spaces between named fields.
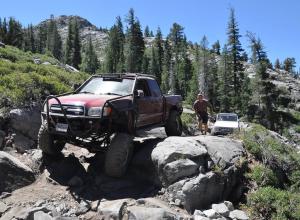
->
xmin=48 ymin=94 xmax=119 ymax=108
xmin=214 ymin=121 xmax=239 ymax=128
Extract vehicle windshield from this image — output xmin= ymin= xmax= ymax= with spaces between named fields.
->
xmin=217 ymin=114 xmax=238 ymax=122
xmin=78 ymin=77 xmax=134 ymax=96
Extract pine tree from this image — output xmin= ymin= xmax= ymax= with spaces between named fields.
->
xmin=64 ymin=19 xmax=74 ymax=65
xmin=64 ymin=17 xmax=81 ymax=69
xmin=150 ymin=30 xmax=154 ymax=37
xmin=37 ymin=24 xmax=47 ymax=54
xmin=211 ymin=40 xmax=220 ymax=55
xmin=81 ymin=36 xmax=99 ymax=74
xmin=161 ymin=38 xmax=172 ymax=93
xmin=125 ymin=8 xmax=145 ymax=72
xmin=46 ymin=15 xmax=62 ymax=60
xmin=23 ymin=24 xmax=35 ymax=52
xmin=144 ymin=25 xmax=150 ymax=37
xmin=248 ymin=32 xmax=277 ymax=129
xmin=150 ymin=46 xmax=160 ymax=76
xmin=7 ymin=17 xmax=23 ymax=48
xmin=274 ymin=58 xmax=281 ymax=69
xmin=283 ymin=57 xmax=296 ymax=73
xmin=1 ymin=18 xmax=8 ymax=43
xmin=72 ymin=18 xmax=81 ymax=69
xmin=142 ymin=53 xmax=150 ymax=74
xmin=219 ymin=44 xmax=231 ymax=112
xmin=226 ymin=8 xmax=245 ymax=111
xmin=105 ymin=16 xmax=125 ymax=73
xmin=154 ymin=27 xmax=164 ymax=85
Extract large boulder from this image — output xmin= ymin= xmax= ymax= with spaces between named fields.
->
xmin=195 ymin=136 xmax=245 ymax=169
xmin=0 ymin=151 xmax=35 ymax=193
xmin=9 ymin=105 xmax=41 ymax=141
xmin=151 ymin=136 xmax=246 ymax=212
xmin=151 ymin=136 xmax=207 ymax=186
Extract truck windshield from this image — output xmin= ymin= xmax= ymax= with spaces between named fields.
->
xmin=78 ymin=77 xmax=134 ymax=96
xmin=217 ymin=114 xmax=238 ymax=122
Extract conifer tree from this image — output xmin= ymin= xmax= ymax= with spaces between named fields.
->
xmin=150 ymin=47 xmax=159 ymax=76
xmin=125 ymin=8 xmax=145 ymax=72
xmin=144 ymin=25 xmax=150 ymax=37
xmin=248 ymin=32 xmax=277 ymax=129
xmin=64 ymin=17 xmax=81 ymax=69
xmin=72 ymin=19 xmax=81 ymax=69
xmin=274 ymin=58 xmax=281 ymax=69
xmin=81 ymin=36 xmax=99 ymax=74
xmin=219 ymin=44 xmax=231 ymax=112
xmin=226 ymin=8 xmax=245 ymax=110
xmin=37 ymin=24 xmax=47 ymax=54
xmin=7 ymin=17 xmax=23 ymax=48
xmin=105 ymin=16 xmax=125 ymax=73
xmin=161 ymin=38 xmax=172 ymax=93
xmin=23 ymin=24 xmax=35 ymax=52
xmin=142 ymin=53 xmax=150 ymax=74
xmin=46 ymin=15 xmax=62 ymax=60
xmin=283 ymin=57 xmax=296 ymax=73
xmin=154 ymin=27 xmax=164 ymax=83
xmin=211 ymin=40 xmax=220 ymax=55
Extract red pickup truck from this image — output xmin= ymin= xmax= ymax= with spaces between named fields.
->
xmin=39 ymin=73 xmax=182 ymax=177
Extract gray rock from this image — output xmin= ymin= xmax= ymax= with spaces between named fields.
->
xmin=13 ymin=131 xmax=35 ymax=153
xmin=9 ymin=106 xmax=41 ymax=141
xmin=212 ymin=203 xmax=230 ymax=217
xmin=0 ymin=201 xmax=9 ymax=215
xmin=0 ymin=206 xmax=50 ymax=220
xmin=181 ymin=172 xmax=224 ymax=212
xmin=0 ymin=151 xmax=35 ymax=193
xmin=194 ymin=216 xmax=210 ymax=220
xmin=224 ymin=201 xmax=234 ymax=211
xmin=203 ymin=209 xmax=221 ymax=218
xmin=98 ymin=199 xmax=128 ymax=219
xmin=127 ymin=206 xmax=177 ymax=220
xmin=65 ymin=64 xmax=79 ymax=72
xmin=195 ymin=136 xmax=245 ymax=170
xmin=75 ymin=200 xmax=90 ymax=215
xmin=163 ymin=159 xmax=198 ymax=184
xmin=193 ymin=210 xmax=205 ymax=217
xmin=34 ymin=211 xmax=53 ymax=220
xmin=229 ymin=210 xmax=249 ymax=220
xmin=151 ymin=136 xmax=207 ymax=186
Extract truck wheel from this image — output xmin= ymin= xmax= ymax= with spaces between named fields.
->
xmin=165 ymin=110 xmax=183 ymax=136
xmin=38 ymin=123 xmax=65 ymax=156
xmin=104 ymin=133 xmax=134 ymax=177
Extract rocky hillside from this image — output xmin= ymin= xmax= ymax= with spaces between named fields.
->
xmin=36 ymin=15 xmax=109 ymax=62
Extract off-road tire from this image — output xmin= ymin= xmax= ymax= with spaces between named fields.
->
xmin=104 ymin=133 xmax=134 ymax=177
xmin=165 ymin=110 xmax=183 ymax=136
xmin=38 ymin=123 xmax=65 ymax=156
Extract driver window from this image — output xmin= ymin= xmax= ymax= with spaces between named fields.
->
xmin=135 ymin=80 xmax=151 ymax=97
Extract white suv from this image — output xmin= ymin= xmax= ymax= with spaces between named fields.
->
xmin=211 ymin=113 xmax=239 ymax=135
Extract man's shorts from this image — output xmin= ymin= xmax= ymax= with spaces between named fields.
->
xmin=197 ymin=111 xmax=208 ymax=124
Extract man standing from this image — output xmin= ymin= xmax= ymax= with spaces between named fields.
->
xmin=193 ymin=93 xmax=213 ymax=135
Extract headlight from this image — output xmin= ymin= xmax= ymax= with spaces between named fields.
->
xmin=88 ymin=107 xmax=112 ymax=117
xmin=88 ymin=107 xmax=102 ymax=116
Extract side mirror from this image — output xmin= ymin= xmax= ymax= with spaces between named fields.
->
xmin=134 ymin=90 xmax=144 ymax=98
xmin=72 ymin=83 xmax=81 ymax=91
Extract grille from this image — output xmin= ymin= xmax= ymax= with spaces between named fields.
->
xmin=50 ymin=104 xmax=84 ymax=116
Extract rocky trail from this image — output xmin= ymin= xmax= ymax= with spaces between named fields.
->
xmin=0 ymin=107 xmax=250 ymax=220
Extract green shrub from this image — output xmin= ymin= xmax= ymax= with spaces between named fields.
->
xmin=248 ymin=187 xmax=300 ymax=220
xmin=247 ymin=164 xmax=279 ymax=187
xmin=0 ymin=45 xmax=89 ymax=107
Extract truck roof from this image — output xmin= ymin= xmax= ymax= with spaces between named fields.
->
xmin=92 ymin=73 xmax=156 ymax=80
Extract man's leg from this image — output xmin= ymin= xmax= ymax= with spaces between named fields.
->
xmin=198 ymin=120 xmax=203 ymax=133
xmin=203 ymin=123 xmax=208 ymax=135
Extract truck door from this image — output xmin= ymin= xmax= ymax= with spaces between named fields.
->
xmin=146 ymin=79 xmax=164 ymax=123
xmin=135 ymin=79 xmax=163 ymax=127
